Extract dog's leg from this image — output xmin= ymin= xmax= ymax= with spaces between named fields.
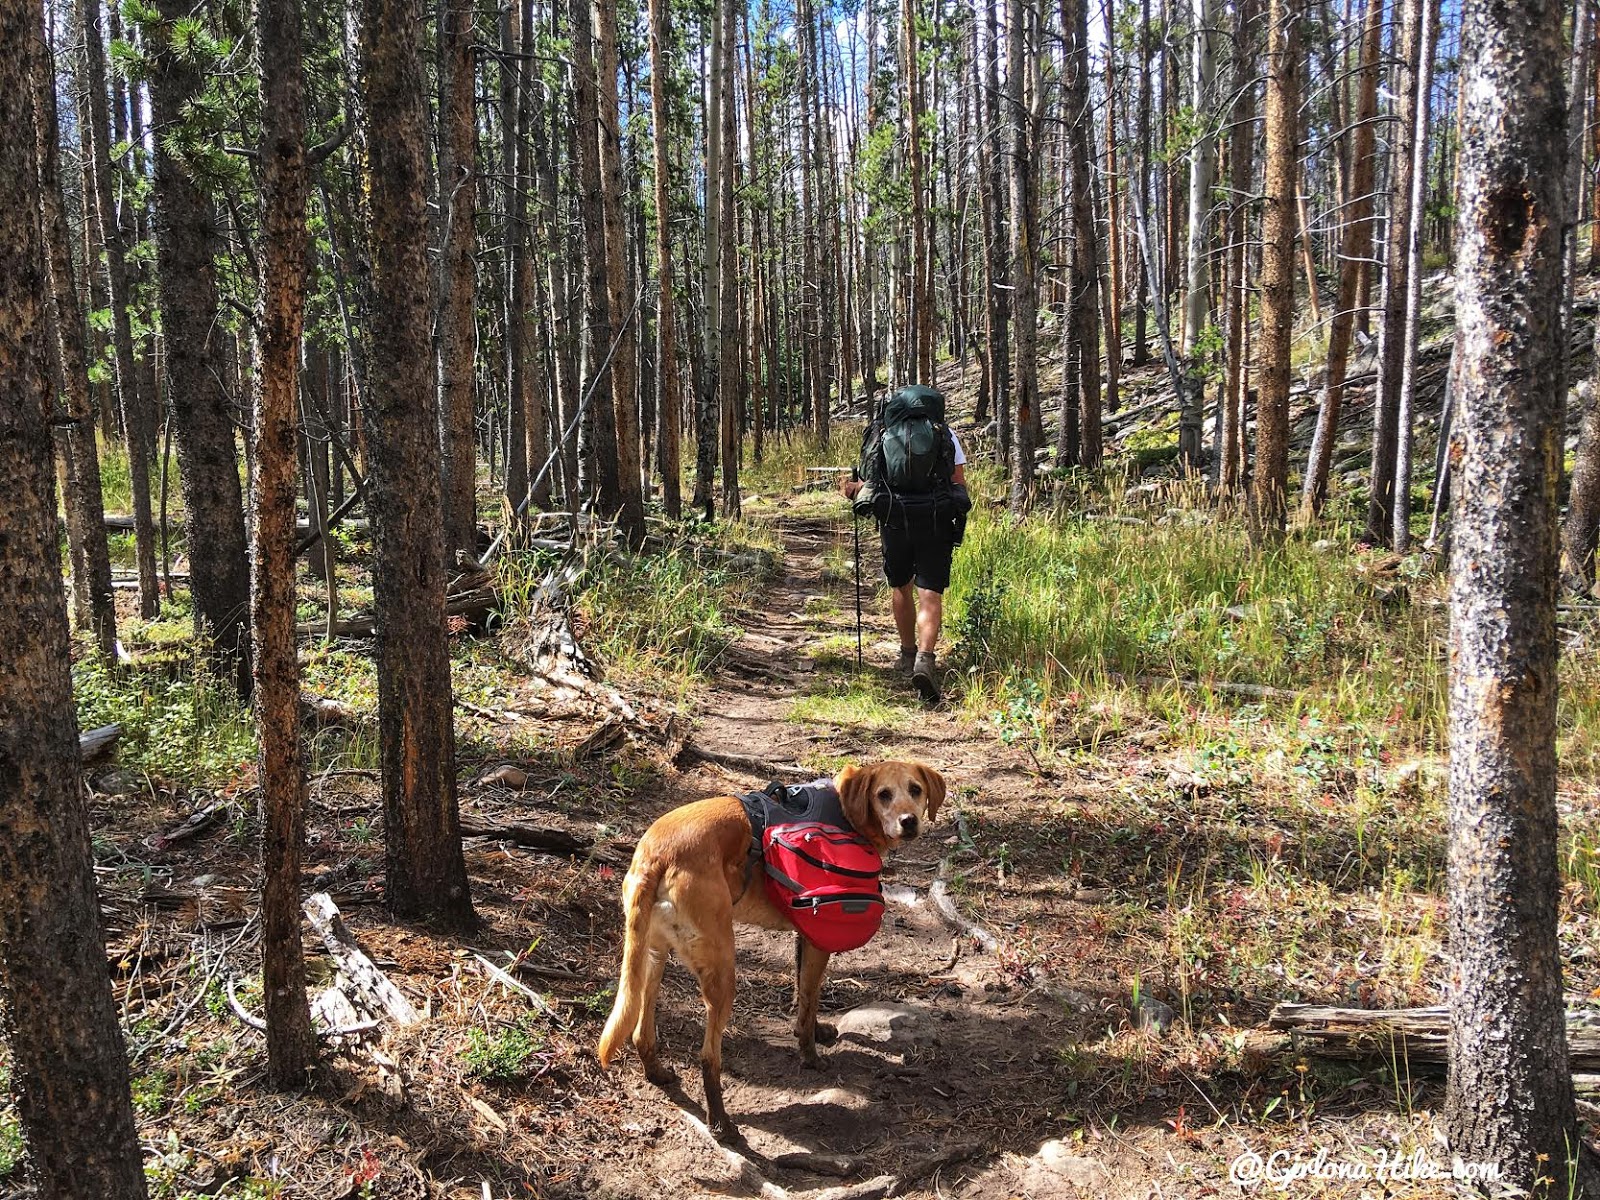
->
xmin=634 ymin=944 xmax=677 ymax=1086
xmin=670 ymin=882 xmax=741 ymax=1141
xmin=793 ymin=936 xmax=835 ymax=1067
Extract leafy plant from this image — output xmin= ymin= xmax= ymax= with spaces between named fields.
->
xmin=461 ymin=1020 xmax=544 ymax=1083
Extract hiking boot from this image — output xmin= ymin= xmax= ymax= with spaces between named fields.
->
xmin=896 ymin=645 xmax=917 ymax=675
xmin=912 ymin=651 xmax=941 ymax=702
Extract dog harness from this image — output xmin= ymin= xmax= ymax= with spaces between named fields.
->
xmin=738 ymin=780 xmax=886 ymax=953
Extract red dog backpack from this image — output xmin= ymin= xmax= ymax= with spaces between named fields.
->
xmin=761 ymin=822 xmax=885 ymax=953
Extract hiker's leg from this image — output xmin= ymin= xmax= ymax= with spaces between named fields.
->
xmin=891 ymin=582 xmax=918 ymax=648
xmin=916 ymin=587 xmax=943 ymax=654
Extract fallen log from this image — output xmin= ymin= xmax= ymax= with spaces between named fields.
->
xmin=676 ymin=742 xmax=815 ymax=782
xmin=302 ymin=892 xmax=421 ymax=1027
xmin=1269 ymin=1002 xmax=1600 ymax=1071
xmin=295 ymin=585 xmax=501 ymax=637
xmin=79 ymin=723 xmax=120 ymax=764
xmin=458 ymin=820 xmax=631 ymax=863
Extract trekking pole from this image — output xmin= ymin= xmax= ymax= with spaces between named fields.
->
xmin=851 ymin=467 xmax=863 ymax=673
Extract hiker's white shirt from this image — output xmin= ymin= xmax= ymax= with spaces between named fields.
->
xmin=951 ymin=433 xmax=966 ymax=467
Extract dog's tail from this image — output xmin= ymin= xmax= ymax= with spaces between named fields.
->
xmin=597 ymin=863 xmax=661 ymax=1068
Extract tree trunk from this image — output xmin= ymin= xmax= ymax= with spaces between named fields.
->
xmin=697 ymin=4 xmax=724 ymax=518
xmin=1390 ymin=0 xmax=1439 ymax=552
xmin=254 ymin=0 xmax=317 ymax=1088
xmin=1363 ymin=0 xmax=1422 ymax=546
xmin=1132 ymin=0 xmax=1152 ymax=366
xmin=1179 ymin=0 xmax=1218 ymax=466
xmin=1064 ymin=0 xmax=1102 ymax=467
xmin=592 ymin=0 xmax=645 ymax=543
xmin=648 ymin=0 xmax=682 ymax=519
xmin=717 ymin=0 xmax=741 ymax=519
xmin=77 ymin=0 xmax=158 ymax=619
xmin=30 ymin=12 xmax=115 ymax=662
xmin=148 ymin=0 xmax=253 ymax=696
xmin=501 ymin=0 xmax=529 ymax=520
xmin=904 ymin=0 xmax=934 ymax=381
xmin=570 ymin=0 xmax=623 ymax=522
xmin=438 ymin=0 xmax=478 ymax=555
xmin=1446 ymin=0 xmax=1596 ymax=1182
xmin=0 ymin=1 xmax=148 ymax=1183
xmin=984 ymin=0 xmax=1012 ymax=467
xmin=1008 ymin=0 xmax=1038 ymax=513
xmin=360 ymin=0 xmax=475 ymax=930
xmin=1220 ymin=0 xmax=1259 ymax=494
xmin=1252 ymin=0 xmax=1298 ymax=541
xmin=1298 ymin=0 xmax=1380 ymax=518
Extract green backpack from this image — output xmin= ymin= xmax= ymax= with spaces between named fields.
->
xmin=864 ymin=385 xmax=954 ymax=497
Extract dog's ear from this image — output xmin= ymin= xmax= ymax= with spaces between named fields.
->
xmin=916 ymin=764 xmax=946 ymax=823
xmin=836 ymin=764 xmax=876 ymax=838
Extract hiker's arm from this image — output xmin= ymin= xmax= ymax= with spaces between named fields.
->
xmin=952 ymin=464 xmax=966 ymax=486
xmin=841 ymin=478 xmax=863 ymax=499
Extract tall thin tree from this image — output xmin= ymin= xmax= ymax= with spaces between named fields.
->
xmin=254 ymin=0 xmax=316 ymax=1086
xmin=360 ymin=0 xmax=476 ymax=930
xmin=1251 ymin=0 xmax=1298 ymax=540
xmin=1 ymin=0 xmax=148 ymax=1189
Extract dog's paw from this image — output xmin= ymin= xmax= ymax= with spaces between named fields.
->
xmin=644 ymin=1061 xmax=679 ymax=1088
xmin=710 ymin=1116 xmax=745 ymax=1145
xmin=813 ymin=1021 xmax=839 ymax=1046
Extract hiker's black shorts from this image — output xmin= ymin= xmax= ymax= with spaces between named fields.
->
xmin=880 ymin=517 xmax=953 ymax=593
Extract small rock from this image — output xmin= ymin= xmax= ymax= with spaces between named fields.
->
xmin=1012 ymin=1140 xmax=1109 ymax=1192
xmin=92 ymin=768 xmax=139 ymax=797
xmin=836 ymin=1002 xmax=937 ymax=1046
xmin=1312 ymin=538 xmax=1338 ymax=553
xmin=806 ymin=1086 xmax=867 ymax=1110
xmin=191 ymin=874 xmax=219 ymax=889
xmin=1134 ymin=996 xmax=1178 ymax=1035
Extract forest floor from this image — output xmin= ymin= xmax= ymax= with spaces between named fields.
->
xmin=50 ymin=493 xmax=1570 ymax=1200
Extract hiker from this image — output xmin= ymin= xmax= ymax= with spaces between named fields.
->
xmin=842 ymin=384 xmax=971 ymax=702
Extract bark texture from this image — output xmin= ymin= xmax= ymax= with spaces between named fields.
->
xmin=1252 ymin=0 xmax=1298 ymax=539
xmin=0 ymin=2 xmax=148 ymax=1188
xmin=254 ymin=0 xmax=317 ymax=1087
xmin=438 ymin=0 xmax=478 ymax=555
xmin=1446 ymin=0 xmax=1594 ymax=1185
xmin=149 ymin=0 xmax=253 ymax=695
xmin=360 ymin=0 xmax=475 ymax=930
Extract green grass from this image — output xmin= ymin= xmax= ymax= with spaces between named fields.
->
xmin=789 ymin=675 xmax=922 ymax=734
xmin=739 ymin=424 xmax=866 ymax=498
xmin=946 ymin=497 xmax=1449 ymax=741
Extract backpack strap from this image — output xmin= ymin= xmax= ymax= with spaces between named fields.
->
xmin=737 ymin=780 xmax=791 ymax=902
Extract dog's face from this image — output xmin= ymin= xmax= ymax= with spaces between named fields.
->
xmin=837 ymin=761 xmax=945 ymax=850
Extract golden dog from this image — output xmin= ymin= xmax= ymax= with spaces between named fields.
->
xmin=597 ymin=761 xmax=945 ymax=1138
